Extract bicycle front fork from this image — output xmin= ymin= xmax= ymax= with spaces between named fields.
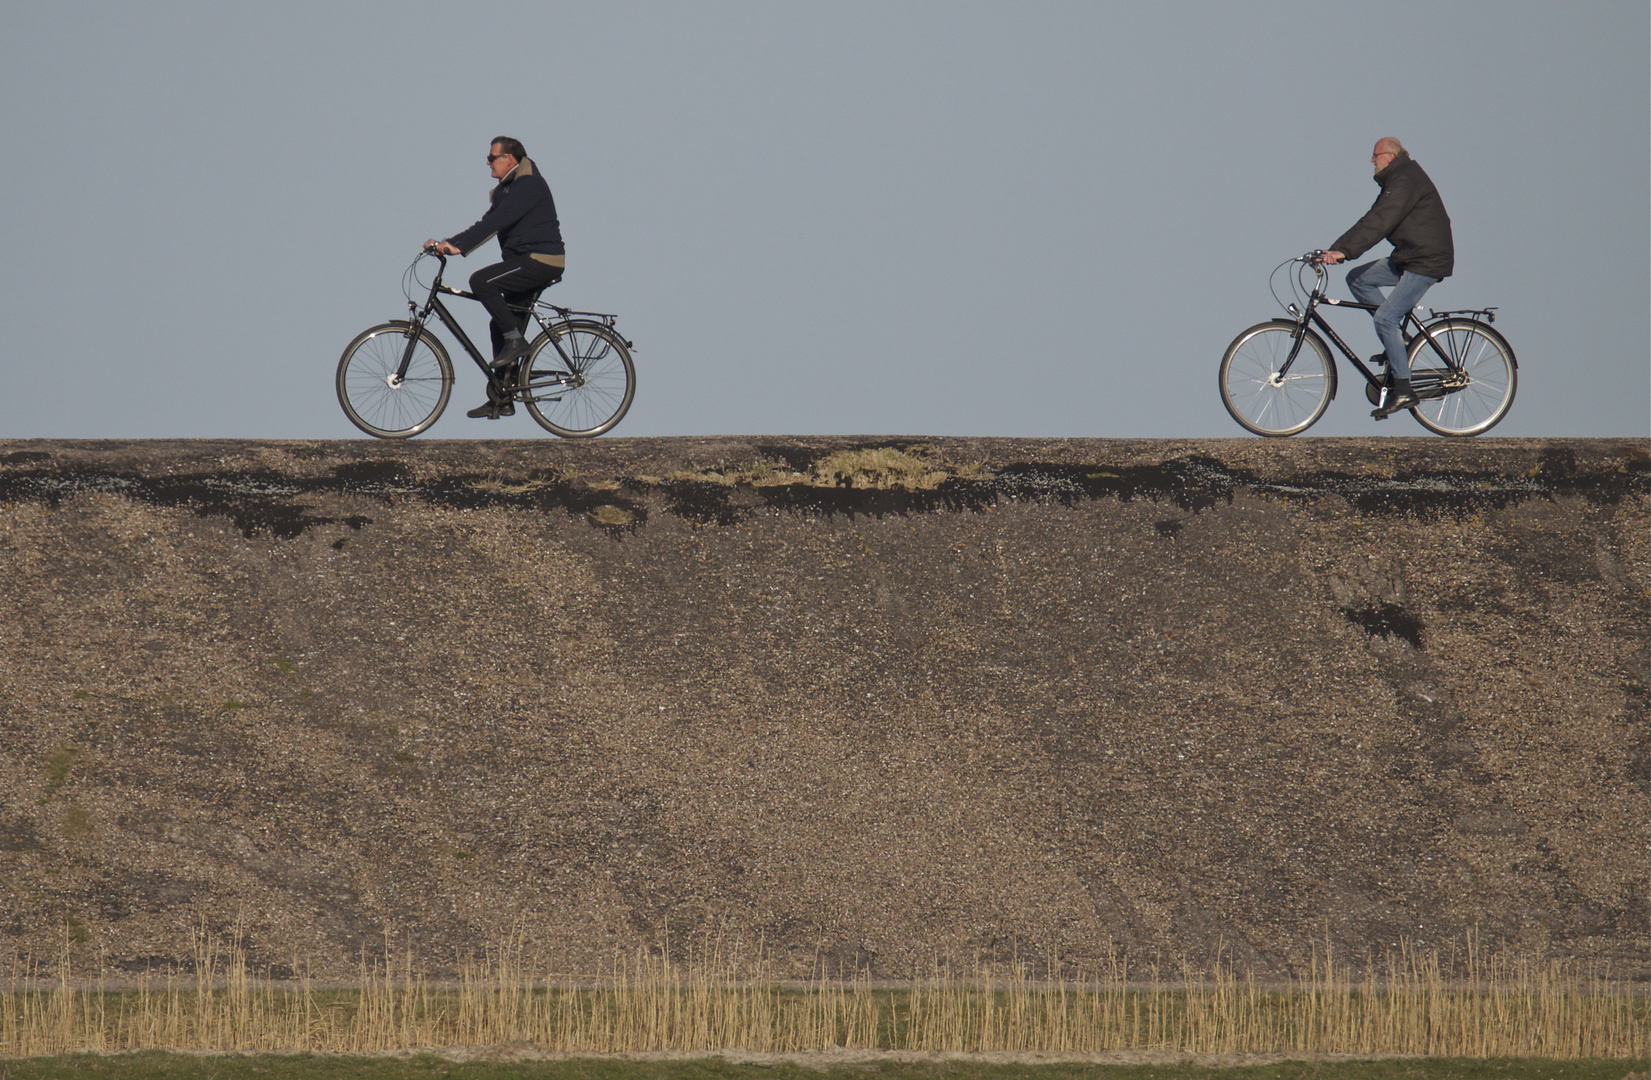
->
xmin=1277 ymin=322 xmax=1310 ymax=377
xmin=394 ymin=319 xmax=427 ymax=382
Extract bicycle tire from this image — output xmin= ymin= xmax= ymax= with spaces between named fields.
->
xmin=337 ymin=321 xmax=453 ymax=438
xmin=1404 ymin=319 xmax=1517 ymax=436
xmin=1219 ymin=320 xmax=1336 ymax=437
xmin=519 ymin=320 xmax=636 ymax=438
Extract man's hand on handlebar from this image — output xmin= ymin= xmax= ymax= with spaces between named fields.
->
xmin=423 ymin=240 xmax=461 ymax=256
xmin=1317 ymin=250 xmax=1346 ymax=265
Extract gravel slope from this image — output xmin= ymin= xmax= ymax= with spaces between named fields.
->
xmin=0 ymin=437 xmax=1645 ymax=981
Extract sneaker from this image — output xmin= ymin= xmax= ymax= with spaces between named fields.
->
xmin=489 ymin=335 xmax=531 ymax=369
xmin=466 ymin=398 xmax=515 ymax=419
xmin=1371 ymin=379 xmax=1419 ymax=420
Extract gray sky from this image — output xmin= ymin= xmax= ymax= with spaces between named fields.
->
xmin=2 ymin=1 xmax=1646 ymax=440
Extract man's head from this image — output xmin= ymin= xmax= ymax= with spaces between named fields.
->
xmin=488 ymin=136 xmax=527 ymax=180
xmin=1370 ymin=137 xmax=1405 ymax=174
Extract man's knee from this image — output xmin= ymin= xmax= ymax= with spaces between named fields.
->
xmin=1345 ymin=263 xmax=1378 ymax=299
xmin=1371 ymin=302 xmax=1405 ymax=335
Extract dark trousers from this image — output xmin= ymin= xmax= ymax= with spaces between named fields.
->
xmin=469 ymin=257 xmax=564 ymax=357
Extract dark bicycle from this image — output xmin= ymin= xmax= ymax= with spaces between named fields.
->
xmin=337 ymin=251 xmax=636 ymax=439
xmin=1219 ymin=252 xmax=1517 ymax=437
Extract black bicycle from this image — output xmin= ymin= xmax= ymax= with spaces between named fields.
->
xmin=1218 ymin=253 xmax=1517 ymax=437
xmin=337 ymin=251 xmax=636 ymax=439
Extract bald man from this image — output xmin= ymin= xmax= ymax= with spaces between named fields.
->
xmin=1321 ymin=138 xmax=1455 ymax=419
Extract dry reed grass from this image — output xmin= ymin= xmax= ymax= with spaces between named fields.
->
xmin=2 ymin=932 xmax=1642 ymax=1059
xmin=659 ymin=448 xmax=956 ymax=491
xmin=806 ymin=448 xmax=950 ymax=490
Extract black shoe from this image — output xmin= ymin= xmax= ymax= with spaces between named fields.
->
xmin=1371 ymin=379 xmax=1419 ymax=420
xmin=466 ymin=398 xmax=515 ymax=419
xmin=489 ymin=336 xmax=531 ymax=369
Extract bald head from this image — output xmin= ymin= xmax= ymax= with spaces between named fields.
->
xmin=1371 ymin=137 xmax=1406 ymax=173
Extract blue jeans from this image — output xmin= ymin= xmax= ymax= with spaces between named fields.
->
xmin=1345 ymin=258 xmax=1439 ymax=380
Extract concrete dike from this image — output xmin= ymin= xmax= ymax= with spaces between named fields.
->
xmin=0 ymin=436 xmax=1646 ymax=981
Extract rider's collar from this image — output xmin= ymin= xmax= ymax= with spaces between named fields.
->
xmin=1374 ymin=150 xmax=1410 ymax=180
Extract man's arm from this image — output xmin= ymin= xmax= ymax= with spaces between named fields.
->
xmin=1328 ymin=170 xmax=1423 ymax=262
xmin=446 ymin=176 xmax=541 ymax=255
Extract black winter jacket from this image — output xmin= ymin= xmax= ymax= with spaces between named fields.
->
xmin=446 ymin=158 xmax=564 ymax=260
xmin=1331 ymin=152 xmax=1453 ymax=279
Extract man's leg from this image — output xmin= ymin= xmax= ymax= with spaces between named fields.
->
xmin=481 ymin=288 xmax=541 ymax=410
xmin=1346 ymin=258 xmax=1402 ymax=372
xmin=1346 ymin=258 xmax=1437 ymax=381
xmin=464 ymin=258 xmax=562 ymax=419
xmin=1370 ymin=271 xmax=1438 ymax=383
xmin=469 ymin=257 xmax=562 ymax=366
xmin=487 ymin=299 xmax=532 ymax=361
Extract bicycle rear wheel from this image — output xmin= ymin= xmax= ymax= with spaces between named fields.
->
xmin=1405 ymin=319 xmax=1517 ymax=436
xmin=1219 ymin=321 xmax=1336 ymax=436
xmin=519 ymin=321 xmax=636 ymax=438
xmin=337 ymin=321 xmax=453 ymax=438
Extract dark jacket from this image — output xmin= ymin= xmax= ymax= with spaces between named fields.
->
xmin=446 ymin=158 xmax=564 ymax=260
xmin=1331 ymin=152 xmax=1453 ymax=279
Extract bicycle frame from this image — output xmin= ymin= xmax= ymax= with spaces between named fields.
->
xmin=393 ymin=252 xmax=629 ymax=394
xmin=391 ymin=253 xmax=534 ymax=390
xmin=1277 ymin=262 xmax=1490 ymax=389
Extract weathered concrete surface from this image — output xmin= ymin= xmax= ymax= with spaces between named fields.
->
xmin=0 ymin=437 xmax=1646 ymax=981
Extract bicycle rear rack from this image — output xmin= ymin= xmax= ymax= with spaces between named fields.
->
xmin=1429 ymin=306 xmax=1497 ymax=323
xmin=435 ymin=283 xmax=634 ymax=348
xmin=532 ymin=303 xmax=633 ymax=348
xmin=536 ymin=301 xmax=621 ymax=324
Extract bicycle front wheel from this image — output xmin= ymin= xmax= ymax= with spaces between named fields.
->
xmin=519 ymin=321 xmax=636 ymax=438
xmin=1219 ymin=321 xmax=1336 ymax=436
xmin=337 ymin=321 xmax=453 ymax=438
xmin=1406 ymin=319 xmax=1517 ymax=436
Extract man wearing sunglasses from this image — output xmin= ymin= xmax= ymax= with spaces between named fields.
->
xmin=1320 ymin=137 xmax=1454 ymax=420
xmin=425 ymin=137 xmax=565 ymax=419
